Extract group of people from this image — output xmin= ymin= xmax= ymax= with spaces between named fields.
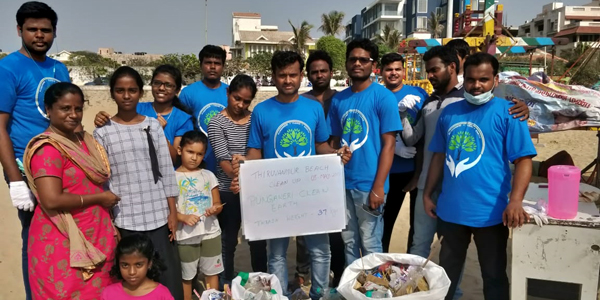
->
xmin=1 ymin=2 xmax=552 ymax=300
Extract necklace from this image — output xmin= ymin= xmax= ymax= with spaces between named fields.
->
xmin=152 ymin=103 xmax=173 ymax=123
xmin=49 ymin=126 xmax=83 ymax=147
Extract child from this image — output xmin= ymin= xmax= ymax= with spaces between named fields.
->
xmin=102 ymin=234 xmax=174 ymax=299
xmin=94 ymin=66 xmax=183 ymax=299
xmin=94 ymin=64 xmax=194 ymax=163
xmin=175 ymin=130 xmax=224 ymax=300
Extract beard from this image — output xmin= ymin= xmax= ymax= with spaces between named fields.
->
xmin=349 ymin=73 xmax=370 ymax=82
xmin=24 ymin=41 xmax=51 ymax=57
xmin=431 ymin=71 xmax=452 ymax=92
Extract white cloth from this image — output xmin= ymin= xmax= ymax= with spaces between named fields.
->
xmin=9 ymin=181 xmax=35 ymax=212
xmin=394 ymin=135 xmax=417 ymax=159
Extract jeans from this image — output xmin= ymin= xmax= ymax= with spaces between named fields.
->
xmin=383 ymin=172 xmax=416 ymax=252
xmin=437 ymin=218 xmax=509 ymax=300
xmin=269 ymin=234 xmax=330 ymax=300
xmin=218 ymin=191 xmax=268 ymax=286
xmin=296 ymin=232 xmax=346 ymax=287
xmin=410 ymin=189 xmax=464 ymax=299
xmin=19 ymin=209 xmax=34 ymax=300
xmin=341 ymin=189 xmax=384 ymax=266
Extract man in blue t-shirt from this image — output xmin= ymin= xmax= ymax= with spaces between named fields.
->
xmin=328 ymin=39 xmax=403 ymax=264
xmin=379 ymin=53 xmax=429 ymax=253
xmin=425 ymin=53 xmax=536 ymax=300
xmin=0 ymin=3 xmax=69 ymax=299
xmin=179 ymin=45 xmax=228 ymax=172
xmin=241 ymin=51 xmax=350 ymax=300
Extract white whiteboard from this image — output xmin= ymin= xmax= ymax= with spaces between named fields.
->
xmin=239 ymin=154 xmax=347 ymax=241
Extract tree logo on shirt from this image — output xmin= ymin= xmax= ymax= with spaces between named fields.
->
xmin=36 ymin=77 xmax=61 ymax=119
xmin=197 ymin=103 xmax=226 ymax=134
xmin=274 ymin=120 xmax=313 ymax=158
xmin=445 ymin=121 xmax=486 ymax=178
xmin=340 ymin=109 xmax=369 ymax=152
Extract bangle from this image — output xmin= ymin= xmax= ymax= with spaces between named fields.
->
xmin=80 ymin=195 xmax=84 ymax=208
xmin=370 ymin=190 xmax=384 ymax=199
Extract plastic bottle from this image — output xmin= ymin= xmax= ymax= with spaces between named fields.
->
xmin=547 ymin=165 xmax=580 ymax=219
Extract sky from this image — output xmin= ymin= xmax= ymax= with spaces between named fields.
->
xmin=0 ymin=0 xmax=592 ymax=55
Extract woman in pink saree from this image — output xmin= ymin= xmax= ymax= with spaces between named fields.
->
xmin=23 ymin=82 xmax=121 ymax=299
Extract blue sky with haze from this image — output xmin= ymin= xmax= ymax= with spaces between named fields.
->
xmin=0 ymin=0 xmax=591 ymax=55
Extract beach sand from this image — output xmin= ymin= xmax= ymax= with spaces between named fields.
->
xmin=0 ymin=101 xmax=599 ymax=299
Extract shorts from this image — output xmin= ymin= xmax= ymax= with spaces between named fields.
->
xmin=177 ymin=235 xmax=224 ymax=280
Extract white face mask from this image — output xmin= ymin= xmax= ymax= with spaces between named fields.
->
xmin=464 ymin=83 xmax=495 ymax=105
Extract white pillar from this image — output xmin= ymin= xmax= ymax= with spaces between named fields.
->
xmin=446 ymin=0 xmax=454 ymax=38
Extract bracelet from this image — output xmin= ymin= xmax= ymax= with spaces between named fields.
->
xmin=80 ymin=195 xmax=84 ymax=208
xmin=370 ymin=190 xmax=384 ymax=199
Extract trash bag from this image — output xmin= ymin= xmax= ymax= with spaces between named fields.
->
xmin=337 ymin=253 xmax=450 ymax=300
xmin=232 ymin=272 xmax=289 ymax=300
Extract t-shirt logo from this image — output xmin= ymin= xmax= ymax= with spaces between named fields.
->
xmin=36 ymin=77 xmax=61 ymax=119
xmin=445 ymin=121 xmax=486 ymax=178
xmin=274 ymin=120 xmax=313 ymax=158
xmin=340 ymin=109 xmax=369 ymax=152
xmin=179 ymin=177 xmax=211 ymax=215
xmin=197 ymin=103 xmax=226 ymax=134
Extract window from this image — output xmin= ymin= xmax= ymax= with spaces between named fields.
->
xmin=412 ymin=0 xmax=416 ymax=14
xmin=418 ymin=0 xmax=427 ymax=13
xmin=384 ymin=3 xmax=399 ymax=15
xmin=417 ymin=16 xmax=428 ymax=30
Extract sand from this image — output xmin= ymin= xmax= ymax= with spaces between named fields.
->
xmin=0 ymin=101 xmax=599 ymax=299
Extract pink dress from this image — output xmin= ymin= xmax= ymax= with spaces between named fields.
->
xmin=101 ymin=283 xmax=174 ymax=300
xmin=28 ymin=143 xmax=117 ymax=299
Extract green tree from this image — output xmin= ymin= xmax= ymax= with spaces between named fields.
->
xmin=427 ymin=11 xmax=445 ymax=39
xmin=247 ymin=51 xmax=273 ymax=76
xmin=224 ymin=56 xmax=247 ymax=77
xmin=127 ymin=57 xmax=153 ymax=67
xmin=343 ymin=118 xmax=363 ymax=134
xmin=65 ymin=51 xmax=119 ymax=80
xmin=449 ymin=131 xmax=477 ymax=159
xmin=319 ymin=11 xmax=346 ymax=36
xmin=0 ymin=53 xmax=7 ymax=60
xmin=280 ymin=129 xmax=308 ymax=156
xmin=203 ymin=110 xmax=218 ymax=126
xmin=316 ymin=36 xmax=346 ymax=76
xmin=377 ymin=43 xmax=394 ymax=59
xmin=153 ymin=53 xmax=201 ymax=83
xmin=289 ymin=20 xmax=314 ymax=57
xmin=377 ymin=24 xmax=402 ymax=53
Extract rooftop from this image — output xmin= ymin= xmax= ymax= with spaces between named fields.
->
xmin=233 ymin=12 xmax=261 ymax=18
xmin=238 ymin=30 xmax=316 ymax=44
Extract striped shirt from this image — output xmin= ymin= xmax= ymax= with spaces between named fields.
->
xmin=207 ymin=113 xmax=251 ymax=192
xmin=94 ymin=117 xmax=179 ymax=231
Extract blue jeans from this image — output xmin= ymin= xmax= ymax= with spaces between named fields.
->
xmin=409 ymin=189 xmax=463 ymax=299
xmin=341 ymin=189 xmax=384 ymax=266
xmin=18 ymin=209 xmax=34 ymax=300
xmin=268 ymin=234 xmax=330 ymax=300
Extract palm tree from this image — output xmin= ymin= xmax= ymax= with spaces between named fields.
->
xmin=319 ymin=10 xmax=346 ymax=36
xmin=378 ymin=24 xmax=402 ymax=51
xmin=428 ymin=11 xmax=445 ymax=38
xmin=288 ymin=20 xmax=314 ymax=56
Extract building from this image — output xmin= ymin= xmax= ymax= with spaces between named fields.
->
xmin=97 ymin=48 xmax=163 ymax=65
xmin=49 ymin=50 xmax=72 ymax=62
xmin=405 ymin=0 xmax=465 ymax=37
xmin=359 ymin=0 xmax=406 ymax=41
xmin=231 ymin=12 xmax=316 ymax=59
xmin=220 ymin=45 xmax=232 ymax=60
xmin=345 ymin=14 xmax=363 ymax=44
xmin=518 ymin=1 xmax=600 ymax=52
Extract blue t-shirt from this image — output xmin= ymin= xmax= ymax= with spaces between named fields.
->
xmin=429 ymin=97 xmax=537 ymax=227
xmin=136 ymin=102 xmax=194 ymax=145
xmin=179 ymin=81 xmax=228 ymax=172
xmin=0 ymin=51 xmax=70 ymax=161
xmin=328 ymin=83 xmax=403 ymax=193
xmin=248 ymin=96 xmax=330 ymax=159
xmin=390 ymin=85 xmax=428 ymax=174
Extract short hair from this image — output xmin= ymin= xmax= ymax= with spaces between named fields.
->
xmin=271 ymin=51 xmax=304 ymax=74
xmin=346 ymin=38 xmax=379 ymax=62
xmin=198 ymin=45 xmax=227 ymax=64
xmin=463 ymin=52 xmax=500 ymax=76
xmin=423 ymin=46 xmax=459 ymax=71
xmin=381 ymin=53 xmax=405 ymax=68
xmin=16 ymin=1 xmax=58 ymax=30
xmin=44 ymin=82 xmax=84 ymax=108
xmin=306 ymin=50 xmax=333 ymax=73
xmin=445 ymin=39 xmax=471 ymax=59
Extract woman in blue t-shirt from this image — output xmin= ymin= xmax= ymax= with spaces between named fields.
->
xmin=94 ymin=65 xmax=194 ymax=162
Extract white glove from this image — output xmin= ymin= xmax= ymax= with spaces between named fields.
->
xmin=523 ymin=200 xmax=549 ymax=227
xmin=395 ymin=135 xmax=417 ymax=159
xmin=398 ymin=94 xmax=421 ymax=112
xmin=9 ymin=181 xmax=36 ymax=212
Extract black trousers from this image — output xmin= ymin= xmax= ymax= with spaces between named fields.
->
xmin=382 ymin=172 xmax=417 ymax=253
xmin=118 ymin=225 xmax=184 ymax=300
xmin=437 ymin=218 xmax=509 ymax=300
xmin=218 ymin=191 xmax=268 ymax=284
xmin=296 ymin=231 xmax=346 ymax=286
